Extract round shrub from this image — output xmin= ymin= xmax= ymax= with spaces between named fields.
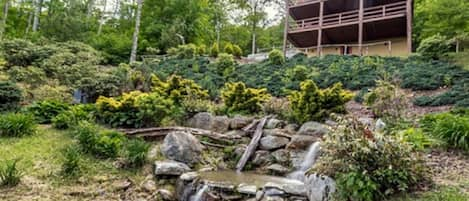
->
xmin=268 ymin=49 xmax=285 ymax=65
xmin=210 ymin=43 xmax=219 ymax=57
xmin=0 ymin=81 xmax=22 ymax=111
xmin=25 ymin=100 xmax=70 ymax=124
xmin=214 ymin=53 xmax=236 ymax=77
xmin=93 ymin=130 xmax=125 ymax=158
xmin=0 ymin=113 xmax=37 ymax=137
xmin=232 ymin=45 xmax=243 ymax=58
xmin=221 ymin=82 xmax=271 ymax=114
xmin=313 ymin=116 xmax=428 ymax=200
xmin=124 ymin=138 xmax=150 ymax=168
xmin=52 ymin=104 xmax=95 ymax=129
xmin=224 ymin=43 xmax=234 ymax=55
xmin=417 ymin=34 xmax=452 ymax=60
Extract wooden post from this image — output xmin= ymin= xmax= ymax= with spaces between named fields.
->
xmin=388 ymin=41 xmax=392 ymax=56
xmin=317 ymin=0 xmax=324 ymax=57
xmin=358 ymin=0 xmax=364 ymax=56
xmin=406 ymin=0 xmax=413 ymax=53
xmin=283 ymin=0 xmax=290 ymax=57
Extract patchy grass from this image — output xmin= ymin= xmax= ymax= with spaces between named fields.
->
xmin=0 ymin=125 xmax=153 ymax=201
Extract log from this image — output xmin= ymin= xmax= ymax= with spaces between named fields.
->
xmin=200 ymin=141 xmax=229 ymax=148
xmin=236 ymin=116 xmax=270 ymax=172
xmin=122 ymin=127 xmax=241 ymax=144
xmin=242 ymin=119 xmax=260 ymax=132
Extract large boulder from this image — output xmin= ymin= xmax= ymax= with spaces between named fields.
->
xmin=286 ymin=135 xmax=316 ymax=150
xmin=284 ymin=124 xmax=299 ymax=134
xmin=252 ymin=150 xmax=273 ymax=166
xmin=263 ymin=129 xmax=291 ymax=138
xmin=230 ymin=115 xmax=253 ymax=130
xmin=188 ymin=112 xmax=213 ymax=130
xmin=211 ymin=115 xmax=230 ymax=132
xmin=266 ymin=164 xmax=290 ymax=175
xmin=154 ymin=161 xmax=191 ymax=176
xmin=271 ymin=149 xmax=290 ymax=164
xmin=161 ymin=131 xmax=203 ymax=166
xmin=259 ymin=136 xmax=289 ymax=150
xmin=305 ymin=174 xmax=336 ymax=201
xmin=297 ymin=122 xmax=329 ymax=136
xmin=265 ymin=118 xmax=285 ymax=129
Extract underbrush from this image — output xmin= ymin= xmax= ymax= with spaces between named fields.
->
xmin=313 ymin=116 xmax=429 ymax=201
xmin=420 ymin=111 xmax=469 ymax=151
xmin=0 ymin=159 xmax=23 ymax=187
xmin=25 ymin=100 xmax=70 ymax=124
xmin=0 ymin=113 xmax=37 ymax=137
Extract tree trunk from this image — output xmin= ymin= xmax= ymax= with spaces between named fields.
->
xmin=25 ymin=10 xmax=33 ymax=34
xmin=32 ymin=0 xmax=43 ymax=32
xmin=251 ymin=3 xmax=257 ymax=54
xmin=87 ymin=0 xmax=95 ymax=18
xmin=0 ymin=0 xmax=9 ymax=38
xmin=97 ymin=0 xmax=107 ymax=35
xmin=129 ymin=0 xmax=143 ymax=63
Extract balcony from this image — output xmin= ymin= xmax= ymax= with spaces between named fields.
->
xmin=288 ymin=0 xmax=322 ymax=7
xmin=288 ymin=1 xmax=407 ymax=33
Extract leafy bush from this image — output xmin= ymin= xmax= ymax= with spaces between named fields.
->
xmin=268 ymin=49 xmax=285 ymax=65
xmin=61 ymin=145 xmax=82 ymax=176
xmin=72 ymin=121 xmax=125 ymax=158
xmin=152 ymin=75 xmax=209 ymax=105
xmin=7 ymin=66 xmax=47 ymax=87
xmin=288 ymin=81 xmax=352 ymax=123
xmin=29 ymin=82 xmax=73 ymax=103
xmin=124 ymin=138 xmax=150 ymax=168
xmin=26 ymin=100 xmax=70 ymax=124
xmin=313 ymin=116 xmax=428 ymax=200
xmin=214 ymin=53 xmax=236 ymax=77
xmin=223 ymin=43 xmax=234 ymax=54
xmin=0 ymin=81 xmax=22 ymax=111
xmin=417 ymin=34 xmax=452 ymax=60
xmin=221 ymin=82 xmax=271 ymax=114
xmin=420 ymin=112 xmax=469 ymax=151
xmin=197 ymin=45 xmax=206 ymax=55
xmin=52 ymin=104 xmax=95 ymax=129
xmin=0 ymin=159 xmax=23 ymax=187
xmin=96 ymin=91 xmax=174 ymax=128
xmin=364 ymin=80 xmax=409 ymax=120
xmin=398 ymin=128 xmax=436 ymax=151
xmin=0 ymin=113 xmax=37 ymax=137
xmin=210 ymin=43 xmax=219 ymax=57
xmin=232 ymin=45 xmax=243 ymax=58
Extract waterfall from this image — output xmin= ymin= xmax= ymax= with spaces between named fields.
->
xmin=288 ymin=141 xmax=321 ymax=182
xmin=192 ymin=185 xmax=208 ymax=201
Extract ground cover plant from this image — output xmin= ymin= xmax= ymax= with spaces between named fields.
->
xmin=420 ymin=110 xmax=469 ymax=151
xmin=0 ymin=113 xmax=37 ymax=137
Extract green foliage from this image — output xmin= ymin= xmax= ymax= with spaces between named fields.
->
xmin=221 ymin=82 xmax=271 ymax=114
xmin=417 ymin=34 xmax=453 ymax=60
xmin=25 ymin=100 xmax=70 ymax=124
xmin=335 ymin=172 xmax=379 ymax=201
xmin=232 ymin=45 xmax=243 ymax=58
xmin=364 ymin=80 xmax=409 ymax=121
xmin=7 ymin=66 xmax=47 ymax=87
xmin=52 ymin=104 xmax=96 ymax=129
xmin=214 ymin=53 xmax=236 ymax=78
xmin=168 ymin=44 xmax=198 ymax=59
xmin=0 ymin=113 xmax=37 ymax=137
xmin=124 ymin=138 xmax=150 ymax=168
xmin=96 ymin=91 xmax=175 ymax=128
xmin=61 ymin=145 xmax=82 ymax=177
xmin=398 ymin=128 xmax=435 ymax=151
xmin=0 ymin=81 xmax=22 ymax=111
xmin=313 ymin=116 xmax=428 ymax=200
xmin=0 ymin=159 xmax=23 ymax=187
xmin=210 ymin=43 xmax=219 ymax=57
xmin=223 ymin=43 xmax=234 ymax=54
xmin=288 ymin=81 xmax=352 ymax=123
xmin=268 ymin=49 xmax=285 ymax=65
xmin=151 ymin=75 xmax=209 ymax=105
xmin=72 ymin=121 xmax=125 ymax=158
xmin=420 ymin=112 xmax=469 ymax=151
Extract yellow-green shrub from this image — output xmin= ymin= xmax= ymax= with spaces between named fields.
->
xmin=151 ymin=75 xmax=209 ymax=105
xmin=221 ymin=82 xmax=271 ymax=114
xmin=288 ymin=80 xmax=352 ymax=123
xmin=95 ymin=91 xmax=174 ymax=128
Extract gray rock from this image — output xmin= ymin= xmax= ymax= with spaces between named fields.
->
xmin=230 ymin=115 xmax=253 ymax=130
xmin=284 ymin=124 xmax=299 ymax=134
xmin=375 ymin=118 xmax=386 ymax=132
xmin=154 ymin=161 xmax=191 ymax=176
xmin=188 ymin=112 xmax=213 ymax=130
xmin=141 ymin=179 xmax=156 ymax=192
xmin=305 ymin=174 xmax=336 ymax=201
xmin=266 ymin=164 xmax=289 ymax=175
xmin=358 ymin=117 xmax=374 ymax=128
xmin=259 ymin=135 xmax=289 ymax=150
xmin=252 ymin=150 xmax=273 ymax=166
xmin=289 ymin=150 xmax=306 ymax=169
xmin=265 ymin=118 xmax=285 ymax=129
xmin=286 ymin=135 xmax=316 ymax=150
xmin=161 ymin=131 xmax=203 ymax=166
xmin=234 ymin=146 xmax=246 ymax=158
xmin=261 ymin=196 xmax=285 ymax=201
xmin=263 ymin=182 xmax=285 ymax=196
xmin=238 ymin=183 xmax=258 ymax=195
xmin=179 ymin=172 xmax=199 ymax=181
xmin=211 ymin=115 xmax=230 ymax=132
xmin=224 ymin=130 xmax=247 ymax=137
xmin=263 ymin=129 xmax=291 ymax=137
xmin=271 ymin=149 xmax=290 ymax=164
xmin=157 ymin=189 xmax=175 ymax=201
xmin=298 ymin=121 xmax=329 ymax=136
xmin=112 ymin=179 xmax=132 ymax=191
xmin=282 ymin=181 xmax=307 ymax=196
xmin=325 ymin=120 xmax=338 ymax=127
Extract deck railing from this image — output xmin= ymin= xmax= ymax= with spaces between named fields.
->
xmin=289 ymin=1 xmax=407 ymax=32
xmin=288 ymin=0 xmax=322 ymax=7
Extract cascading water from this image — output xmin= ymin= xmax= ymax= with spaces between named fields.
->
xmin=192 ymin=185 xmax=208 ymax=201
xmin=288 ymin=141 xmax=321 ymax=182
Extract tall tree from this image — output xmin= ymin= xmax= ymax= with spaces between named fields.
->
xmin=32 ymin=0 xmax=43 ymax=32
xmin=130 ymin=0 xmax=143 ymax=63
xmin=0 ymin=0 xmax=9 ymax=38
